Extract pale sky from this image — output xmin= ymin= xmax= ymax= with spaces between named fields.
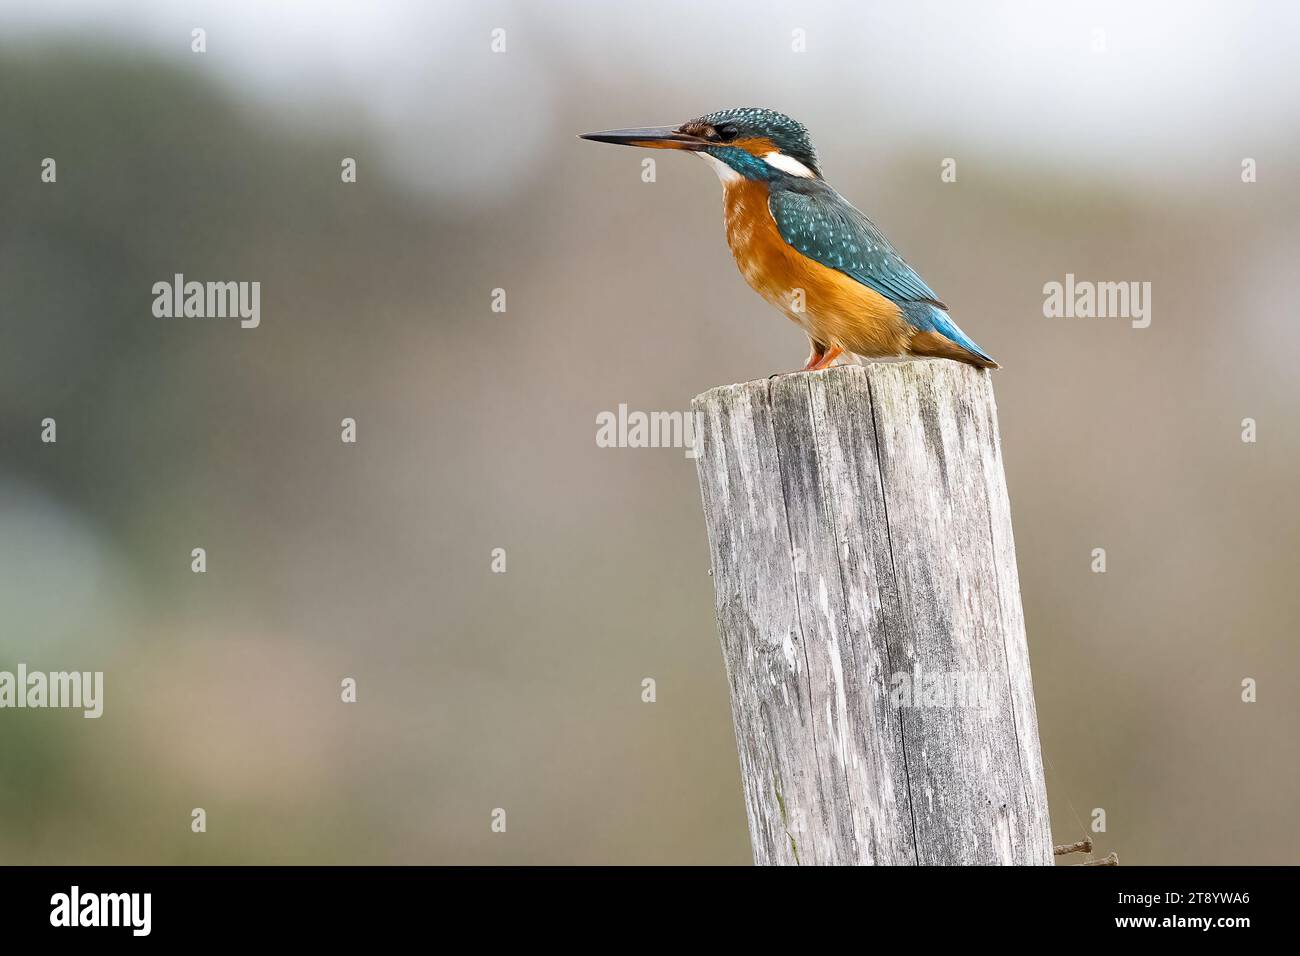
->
xmin=3 ymin=0 xmax=1295 ymax=199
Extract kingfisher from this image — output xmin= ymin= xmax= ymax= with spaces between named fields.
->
xmin=580 ymin=107 xmax=997 ymax=371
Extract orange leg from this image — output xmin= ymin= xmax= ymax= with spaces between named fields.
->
xmin=807 ymin=346 xmax=844 ymax=371
xmin=781 ymin=342 xmax=844 ymax=378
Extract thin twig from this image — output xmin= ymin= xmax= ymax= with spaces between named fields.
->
xmin=1074 ymin=852 xmax=1120 ymax=866
xmin=1053 ymin=839 xmax=1094 ymax=856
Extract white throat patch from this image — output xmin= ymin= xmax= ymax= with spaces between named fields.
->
xmin=696 ymin=151 xmax=742 ymax=183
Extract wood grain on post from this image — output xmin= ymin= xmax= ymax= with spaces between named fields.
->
xmin=692 ymin=360 xmax=1052 ymax=865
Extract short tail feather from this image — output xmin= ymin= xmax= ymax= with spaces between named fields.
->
xmin=898 ymin=301 xmax=998 ymax=369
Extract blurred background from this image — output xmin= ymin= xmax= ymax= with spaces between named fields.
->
xmin=1 ymin=0 xmax=1297 ymax=864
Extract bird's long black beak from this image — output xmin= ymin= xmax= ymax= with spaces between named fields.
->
xmin=578 ymin=126 xmax=709 ymax=150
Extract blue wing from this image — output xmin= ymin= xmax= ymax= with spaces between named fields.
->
xmin=768 ymin=182 xmax=945 ymax=308
xmin=768 ymin=182 xmax=996 ymax=364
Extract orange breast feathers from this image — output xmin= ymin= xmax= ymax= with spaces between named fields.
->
xmin=721 ymin=180 xmax=912 ymax=358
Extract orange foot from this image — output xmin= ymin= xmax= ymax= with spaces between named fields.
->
xmin=772 ymin=346 xmax=845 ymax=380
xmin=805 ymin=346 xmax=843 ymax=371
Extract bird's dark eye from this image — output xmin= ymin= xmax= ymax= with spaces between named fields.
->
xmin=714 ymin=125 xmax=740 ymax=142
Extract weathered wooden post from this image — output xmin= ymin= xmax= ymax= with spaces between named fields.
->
xmin=692 ymin=360 xmax=1052 ymax=865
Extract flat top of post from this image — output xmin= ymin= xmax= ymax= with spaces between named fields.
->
xmin=692 ymin=359 xmax=993 ymax=407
